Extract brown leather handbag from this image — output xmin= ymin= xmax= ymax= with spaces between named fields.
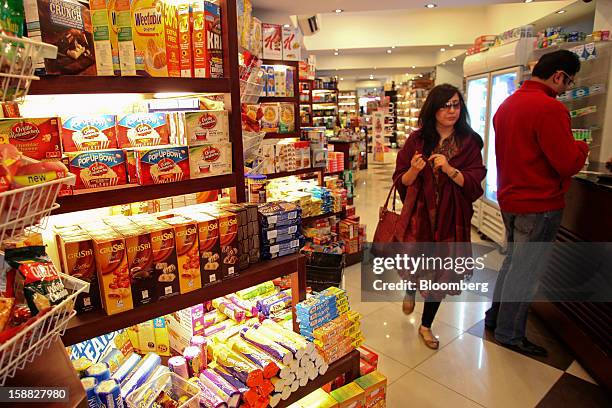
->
xmin=373 ymin=177 xmax=402 ymax=247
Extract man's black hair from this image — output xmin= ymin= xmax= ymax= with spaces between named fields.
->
xmin=532 ymin=50 xmax=581 ymax=80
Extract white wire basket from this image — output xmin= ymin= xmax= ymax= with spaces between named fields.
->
xmin=126 ymin=372 xmax=201 ymax=408
xmin=0 ymin=34 xmax=57 ymax=102
xmin=243 ymin=130 xmax=266 ymax=162
xmin=0 ymin=273 xmax=89 ymax=386
xmin=0 ymin=161 xmax=76 ymax=244
xmin=240 ymin=65 xmax=265 ymax=104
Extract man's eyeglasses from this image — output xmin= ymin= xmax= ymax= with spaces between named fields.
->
xmin=558 ymin=70 xmax=575 ymax=87
xmin=441 ymin=101 xmax=461 ymax=111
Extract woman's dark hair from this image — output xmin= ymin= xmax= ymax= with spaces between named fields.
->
xmin=418 ymin=83 xmax=483 ymax=156
xmin=532 ymin=50 xmax=581 ymax=80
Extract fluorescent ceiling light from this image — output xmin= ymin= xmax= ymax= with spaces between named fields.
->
xmin=425 ymin=3 xmax=437 ymax=8
xmin=524 ymin=0 xmax=533 ymax=3
xmin=387 ymin=50 xmax=392 ymax=54
xmin=557 ymin=9 xmax=566 ymax=14
xmin=452 ymin=57 xmax=457 ymax=61
xmin=440 ymin=48 xmax=446 ymax=52
xmin=334 ymin=9 xmax=343 ymax=13
xmin=334 ymin=52 xmax=339 ymax=55
xmin=449 ymin=44 xmax=454 ymax=47
xmin=391 ymin=46 xmax=396 ymax=49
xmin=283 ymin=24 xmax=290 ymax=28
xmin=340 ymin=78 xmax=344 ymax=80
xmin=412 ymin=65 xmax=416 ymax=69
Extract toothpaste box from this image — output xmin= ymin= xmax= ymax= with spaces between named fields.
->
xmin=115 ymin=0 xmax=136 ymax=75
xmin=89 ymin=0 xmax=116 ymax=76
xmin=182 ymin=110 xmax=229 ymax=144
xmin=190 ymin=0 xmax=206 ymax=78
xmin=177 ymin=0 xmax=192 ymax=77
xmin=134 ymin=145 xmax=190 ymax=185
xmin=0 ymin=117 xmax=62 ymax=160
xmin=61 ymin=115 xmax=118 ymax=152
xmin=205 ymin=1 xmax=223 ymax=78
xmin=188 ymin=143 xmax=232 ymax=179
xmin=66 ymin=149 xmax=127 ymax=190
xmin=116 ymin=113 xmax=171 ymax=148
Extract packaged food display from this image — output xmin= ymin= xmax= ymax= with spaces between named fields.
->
xmin=207 ymin=211 xmax=239 ymax=279
xmin=134 ymin=145 xmax=190 ymax=185
xmin=279 ymin=103 xmax=296 ymax=133
xmin=177 ymin=0 xmax=193 ymax=77
xmin=205 ymin=0 xmax=223 ymax=78
xmin=66 ymin=149 xmax=127 ymax=190
xmin=261 ymin=103 xmax=280 ymax=133
xmin=330 ymin=382 xmax=366 ymax=408
xmin=282 ymin=26 xmax=300 ymax=61
xmin=189 ymin=143 xmax=232 ymax=178
xmin=115 ymin=0 xmax=136 ymax=76
xmin=162 ymin=216 xmax=202 ymax=294
xmin=117 ymin=225 xmax=156 ymax=307
xmin=61 ymin=115 xmax=118 ymax=152
xmin=116 ymin=113 xmax=171 ymax=148
xmin=96 ymin=379 xmax=123 ymax=407
xmin=0 ymin=118 xmax=62 ymax=160
xmin=262 ymin=23 xmax=282 ymax=60
xmin=190 ymin=0 xmax=206 ymax=78
xmin=166 ymin=304 xmax=205 ymax=354
xmin=25 ymin=0 xmax=96 ymax=75
xmin=186 ymin=212 xmax=222 ymax=286
xmin=250 ymin=17 xmax=263 ymax=57
xmin=182 ymin=110 xmax=230 ymax=144
xmin=130 ymin=0 xmax=171 ymax=76
xmin=258 ymin=201 xmax=301 ymax=229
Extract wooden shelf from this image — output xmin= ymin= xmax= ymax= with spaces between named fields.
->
xmin=261 ymin=59 xmax=299 ymax=66
xmin=264 ymin=131 xmax=300 ymax=139
xmin=61 ymin=254 xmax=306 ymax=346
xmin=325 ymin=170 xmax=344 ymax=176
xmin=277 ymin=350 xmax=361 ymax=408
xmin=312 ymin=88 xmax=338 ymax=92
xmin=29 ymin=76 xmax=232 ymax=95
xmin=53 ymin=174 xmax=236 ymax=214
xmin=265 ymin=167 xmax=325 ymax=180
xmin=259 ymin=96 xmax=298 ymax=103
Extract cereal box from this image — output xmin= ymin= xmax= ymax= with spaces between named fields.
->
xmin=116 ymin=113 xmax=170 ymax=148
xmin=115 ymin=0 xmax=136 ymax=75
xmin=264 ymin=65 xmax=275 ymax=96
xmin=131 ymin=0 xmax=171 ymax=76
xmin=205 ymin=1 xmax=223 ymax=78
xmin=117 ymin=225 xmax=157 ymax=307
xmin=161 ymin=216 xmax=201 ymax=294
xmin=67 ymin=149 xmax=127 ymax=190
xmin=134 ymin=145 xmax=190 ymax=185
xmin=107 ymin=0 xmax=121 ymax=74
xmin=205 ymin=210 xmax=238 ymax=279
xmin=286 ymin=67 xmax=295 ymax=97
xmin=261 ymin=103 xmax=279 ymax=132
xmin=89 ymin=0 xmax=115 ymax=76
xmin=185 ymin=212 xmax=221 ymax=286
xmin=190 ymin=0 xmax=206 ymax=78
xmin=274 ymin=68 xmax=286 ymax=97
xmin=25 ymin=0 xmax=96 ymax=75
xmin=250 ymin=17 xmax=262 ymax=58
xmin=183 ymin=110 xmax=229 ymax=144
xmin=279 ymin=103 xmax=295 ymax=133
xmin=131 ymin=217 xmax=180 ymax=300
xmin=90 ymin=232 xmax=134 ymax=315
xmin=61 ymin=115 xmax=118 ymax=152
xmin=262 ymin=23 xmax=281 ymax=60
xmin=177 ymin=0 xmax=192 ymax=77
xmin=162 ymin=0 xmax=181 ymax=77
xmin=0 ymin=117 xmax=62 ymax=160
xmin=188 ymin=143 xmax=232 ymax=178
xmin=282 ymin=26 xmax=300 ymax=61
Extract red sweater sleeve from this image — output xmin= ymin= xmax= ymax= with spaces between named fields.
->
xmin=536 ymin=103 xmax=589 ymax=177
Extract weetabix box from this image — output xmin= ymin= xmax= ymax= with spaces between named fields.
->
xmin=190 ymin=0 xmax=206 ymax=78
xmin=0 ymin=117 xmax=62 ymax=160
xmin=205 ymin=1 xmax=223 ymax=78
xmin=67 ymin=149 xmax=127 ymax=190
xmin=89 ymin=0 xmax=115 ymax=76
xmin=161 ymin=216 xmax=202 ymax=294
xmin=188 ymin=143 xmax=232 ymax=179
xmin=182 ymin=110 xmax=229 ymax=144
xmin=115 ymin=0 xmax=136 ymax=75
xmin=177 ymin=0 xmax=192 ymax=77
xmin=61 ymin=114 xmax=118 ymax=152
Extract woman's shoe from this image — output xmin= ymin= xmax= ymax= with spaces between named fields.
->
xmin=419 ymin=325 xmax=440 ymax=350
xmin=402 ymin=293 xmax=415 ymax=315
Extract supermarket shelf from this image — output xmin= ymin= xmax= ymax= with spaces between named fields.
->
xmin=261 ymin=58 xmax=299 ymax=66
xmin=259 ymin=96 xmax=297 ymax=103
xmin=265 ymin=167 xmax=326 ymax=180
xmin=29 ymin=76 xmax=232 ymax=95
xmin=302 ymin=211 xmax=344 ymax=223
xmin=312 ymin=102 xmax=338 ymax=106
xmin=61 ymin=254 xmax=306 ymax=346
xmin=53 ymin=174 xmax=236 ymax=214
xmin=264 ymin=131 xmax=300 ymax=139
xmin=277 ymin=350 xmax=361 ymax=408
xmin=312 ymin=88 xmax=338 ymax=92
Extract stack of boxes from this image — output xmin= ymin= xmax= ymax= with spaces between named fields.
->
xmin=339 ymin=217 xmax=361 ymax=255
xmin=326 ymin=152 xmax=345 ymax=174
xmin=257 ymin=140 xmax=312 ymax=175
xmin=260 ymin=65 xmax=296 ymax=97
xmin=258 ymin=201 xmax=303 ymax=260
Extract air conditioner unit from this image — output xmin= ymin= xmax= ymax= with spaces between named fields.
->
xmin=291 ymin=14 xmax=321 ymax=36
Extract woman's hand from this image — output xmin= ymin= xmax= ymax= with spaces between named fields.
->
xmin=429 ymin=154 xmax=452 ymax=174
xmin=410 ymin=152 xmax=427 ymax=172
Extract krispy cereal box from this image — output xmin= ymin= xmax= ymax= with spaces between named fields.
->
xmin=61 ymin=115 xmax=118 ymax=152
xmin=135 ymin=145 xmax=190 ymax=185
xmin=177 ymin=0 xmax=192 ymax=77
xmin=262 ymin=23 xmax=281 ymax=60
xmin=183 ymin=110 xmax=229 ymax=144
xmin=188 ymin=143 xmax=232 ymax=179
xmin=205 ymin=1 xmax=223 ymax=78
xmin=116 ymin=113 xmax=170 ymax=148
xmin=0 ymin=118 xmax=62 ymax=160
xmin=67 ymin=149 xmax=127 ymax=190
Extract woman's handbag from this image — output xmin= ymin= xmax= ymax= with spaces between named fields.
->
xmin=372 ymin=177 xmax=402 ymax=251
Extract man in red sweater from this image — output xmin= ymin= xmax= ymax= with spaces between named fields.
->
xmin=484 ymin=50 xmax=589 ymax=356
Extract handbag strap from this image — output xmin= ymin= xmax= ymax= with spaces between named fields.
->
xmin=383 ymin=173 xmax=404 ymax=212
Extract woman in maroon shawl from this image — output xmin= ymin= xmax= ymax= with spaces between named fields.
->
xmin=392 ymin=84 xmax=486 ymax=349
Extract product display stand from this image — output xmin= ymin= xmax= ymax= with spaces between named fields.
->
xmin=299 ymin=79 xmax=314 ymax=127
xmin=260 ymin=59 xmax=300 ymax=139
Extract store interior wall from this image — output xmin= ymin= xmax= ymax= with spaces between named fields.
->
xmin=435 ymin=64 xmax=464 ymax=91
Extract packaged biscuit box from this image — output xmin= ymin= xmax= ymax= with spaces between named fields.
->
xmin=354 ymin=371 xmax=387 ymax=408
xmin=131 ymin=217 xmax=180 ymax=300
xmin=61 ymin=115 xmax=118 ymax=152
xmin=205 ymin=210 xmax=238 ymax=279
xmin=89 ymin=0 xmax=115 ymax=76
xmin=90 ymin=232 xmax=134 ymax=315
xmin=177 ymin=0 xmax=192 ymax=77
xmin=262 ymin=23 xmax=281 ymax=60
xmin=161 ymin=216 xmax=201 ymax=294
xmin=0 ymin=118 xmax=62 ymax=160
xmin=282 ymin=26 xmax=300 ymax=61
xmin=134 ymin=145 xmax=190 ymax=185
xmin=188 ymin=143 xmax=232 ymax=179
xmin=184 ymin=212 xmax=221 ymax=286
xmin=67 ymin=149 xmax=127 ymax=190
xmin=279 ymin=103 xmax=295 ymax=133
xmin=116 ymin=113 xmax=170 ymax=148
xmin=205 ymin=0 xmax=223 ymax=78
xmin=115 ymin=0 xmax=136 ymax=75
xmin=25 ymin=0 xmax=97 ymax=75
xmin=182 ymin=110 xmax=229 ymax=144
xmin=116 ymin=225 xmax=157 ymax=307
xmin=260 ymin=103 xmax=279 ymax=133
xmin=190 ymin=0 xmax=206 ymax=78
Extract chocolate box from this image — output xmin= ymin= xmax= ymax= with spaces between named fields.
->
xmin=135 ymin=145 xmax=190 ymax=185
xmin=182 ymin=110 xmax=229 ymax=144
xmin=188 ymin=143 xmax=232 ymax=179
xmin=25 ymin=0 xmax=96 ymax=75
xmin=115 ymin=225 xmax=157 ymax=307
xmin=205 ymin=210 xmax=239 ymax=279
xmin=161 ymin=216 xmax=202 ymax=294
xmin=184 ymin=212 xmax=221 ymax=286
xmin=0 ymin=118 xmax=62 ymax=160
xmin=204 ymin=1 xmax=223 ymax=78
xmin=116 ymin=113 xmax=171 ymax=148
xmin=61 ymin=115 xmax=118 ymax=152
xmin=67 ymin=149 xmax=127 ymax=190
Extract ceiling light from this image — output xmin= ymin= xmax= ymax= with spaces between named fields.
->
xmin=419 ymin=74 xmax=423 ymax=77
xmin=440 ymin=48 xmax=446 ymax=52
xmin=374 ymin=67 xmax=377 ymax=70
xmin=449 ymin=44 xmax=454 ymax=47
xmin=452 ymin=57 xmax=457 ymax=61
xmin=387 ymin=50 xmax=392 ymax=54
xmin=391 ymin=46 xmax=396 ymax=49
xmin=334 ymin=52 xmax=339 ymax=56
xmin=334 ymin=9 xmax=343 ymax=13
xmin=524 ymin=0 xmax=533 ymax=3
xmin=283 ymin=24 xmax=290 ymax=28
xmin=340 ymin=77 xmax=344 ymax=80
xmin=412 ymin=65 xmax=416 ymax=69
xmin=442 ymin=62 xmax=446 ymax=65
xmin=557 ymin=9 xmax=566 ymax=14
xmin=425 ymin=3 xmax=437 ymax=8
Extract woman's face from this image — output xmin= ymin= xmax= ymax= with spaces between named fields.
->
xmin=435 ymin=93 xmax=461 ymax=128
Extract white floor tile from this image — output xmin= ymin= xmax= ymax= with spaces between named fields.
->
xmin=412 ymin=292 xmax=491 ymax=332
xmin=344 ymin=283 xmax=390 ymax=317
xmin=416 ymin=333 xmax=563 ymax=408
xmin=566 ymin=360 xmax=598 ymax=385
xmin=387 ymin=371 xmax=484 ymax=408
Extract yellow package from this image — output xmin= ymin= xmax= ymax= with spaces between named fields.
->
xmin=137 ymin=320 xmax=156 ymax=353
xmin=153 ymin=317 xmax=171 ymax=356
xmin=126 ymin=326 xmax=140 ymax=353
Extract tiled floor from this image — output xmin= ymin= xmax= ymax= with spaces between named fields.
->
xmin=345 ymin=152 xmax=608 ymax=408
